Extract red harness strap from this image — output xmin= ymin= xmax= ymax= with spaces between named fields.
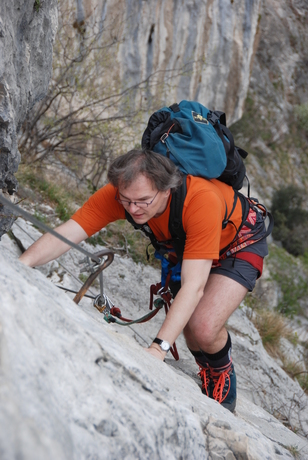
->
xmin=234 ymin=251 xmax=264 ymax=278
xmin=149 ymin=271 xmax=179 ymax=361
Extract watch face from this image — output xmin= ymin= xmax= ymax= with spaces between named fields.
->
xmin=161 ymin=341 xmax=170 ymax=351
xmin=153 ymin=338 xmax=171 ymax=352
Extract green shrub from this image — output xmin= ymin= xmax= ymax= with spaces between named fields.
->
xmin=86 ymin=221 xmax=160 ymax=268
xmin=268 ymin=245 xmax=308 ymax=318
xmin=271 ymin=185 xmax=308 ymax=256
xmin=33 ymin=0 xmax=41 ymax=12
xmin=294 ymin=103 xmax=308 ymax=134
xmin=16 ymin=166 xmax=76 ymax=222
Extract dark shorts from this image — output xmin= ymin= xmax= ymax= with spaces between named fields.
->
xmin=210 ymin=250 xmax=264 ymax=292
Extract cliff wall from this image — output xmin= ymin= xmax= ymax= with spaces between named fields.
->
xmin=2 ymin=0 xmax=307 ymax=235
xmin=80 ymin=0 xmax=262 ymax=124
xmin=0 ymin=0 xmax=58 ymax=235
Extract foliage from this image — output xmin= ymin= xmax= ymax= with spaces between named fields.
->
xmin=294 ymin=102 xmax=308 ymax=134
xmin=79 ymin=273 xmax=89 ymax=284
xmin=267 ymin=245 xmax=308 ymax=318
xmin=283 ymin=360 xmax=308 ymax=394
xmin=284 ymin=445 xmax=300 ymax=459
xmin=271 ymin=185 xmax=308 ymax=256
xmin=230 ymin=96 xmax=273 ymax=158
xmin=230 ymin=94 xmax=308 ymax=201
xmin=33 ymin=212 xmax=48 ymax=225
xmin=252 ymin=309 xmax=293 ymax=355
xmin=301 ymin=250 xmax=308 ymax=268
xmin=33 ymin=0 xmax=41 ymax=12
xmin=245 ymin=242 xmax=308 ymax=318
xmin=86 ymin=220 xmax=160 ymax=267
xmin=20 ymin=3 xmax=131 ymax=188
xmin=16 ymin=165 xmax=76 ymax=222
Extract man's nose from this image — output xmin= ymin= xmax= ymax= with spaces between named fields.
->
xmin=128 ymin=202 xmax=140 ymax=212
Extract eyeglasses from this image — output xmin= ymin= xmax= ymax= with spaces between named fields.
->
xmin=115 ymin=190 xmax=160 ymax=208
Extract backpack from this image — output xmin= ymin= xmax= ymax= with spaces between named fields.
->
xmin=141 ymin=100 xmax=248 ymax=190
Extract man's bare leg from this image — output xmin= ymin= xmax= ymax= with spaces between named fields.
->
xmin=183 ymin=273 xmax=248 ymax=412
xmin=183 ymin=273 xmax=247 ymax=352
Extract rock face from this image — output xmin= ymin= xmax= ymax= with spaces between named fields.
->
xmin=83 ymin=0 xmax=261 ymax=123
xmin=1 ymin=2 xmax=308 ymax=457
xmin=0 ymin=0 xmax=58 ymax=235
xmin=244 ymin=0 xmax=308 ymax=200
xmin=115 ymin=0 xmax=262 ymax=123
xmin=250 ymin=0 xmax=308 ymax=129
xmin=1 ymin=219 xmax=308 ymax=459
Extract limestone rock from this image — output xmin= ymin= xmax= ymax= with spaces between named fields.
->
xmin=1 ymin=219 xmax=308 ymax=459
xmin=0 ymin=0 xmax=58 ymax=235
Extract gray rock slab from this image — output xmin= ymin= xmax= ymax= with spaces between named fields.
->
xmin=1 ymin=223 xmax=308 ymax=458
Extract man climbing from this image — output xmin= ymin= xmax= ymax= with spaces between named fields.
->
xmin=19 ymin=149 xmax=270 ymax=413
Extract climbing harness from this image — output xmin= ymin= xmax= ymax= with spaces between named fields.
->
xmin=219 ymin=195 xmax=274 ymax=260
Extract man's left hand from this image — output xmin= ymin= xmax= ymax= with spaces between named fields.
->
xmin=144 ymin=346 xmax=166 ymax=361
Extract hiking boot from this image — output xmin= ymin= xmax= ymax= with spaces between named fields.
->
xmin=198 ymin=364 xmax=213 ymax=398
xmin=210 ymin=361 xmax=237 ymax=413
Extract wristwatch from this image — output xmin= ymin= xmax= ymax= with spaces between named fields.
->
xmin=153 ymin=337 xmax=171 ymax=352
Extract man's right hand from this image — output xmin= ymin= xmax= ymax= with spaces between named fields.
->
xmin=19 ymin=219 xmax=88 ymax=267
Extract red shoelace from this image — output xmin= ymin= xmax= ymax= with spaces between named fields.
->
xmin=210 ymin=361 xmax=233 ymax=403
xmin=198 ymin=361 xmax=233 ymax=403
xmin=198 ymin=365 xmax=211 ymax=397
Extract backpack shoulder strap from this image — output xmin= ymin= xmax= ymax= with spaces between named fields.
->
xmin=125 ymin=210 xmax=161 ymax=255
xmin=168 ymin=178 xmax=187 ymax=262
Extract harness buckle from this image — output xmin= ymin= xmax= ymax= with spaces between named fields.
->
xmin=222 ymin=220 xmax=228 ymax=229
xmin=157 ymin=285 xmax=172 ymax=297
xmin=160 ymin=133 xmax=168 ymax=143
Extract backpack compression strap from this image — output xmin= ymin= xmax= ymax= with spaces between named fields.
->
xmin=206 ymin=111 xmax=234 ymax=157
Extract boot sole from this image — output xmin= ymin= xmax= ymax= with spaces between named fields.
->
xmin=221 ymin=397 xmax=236 ymax=413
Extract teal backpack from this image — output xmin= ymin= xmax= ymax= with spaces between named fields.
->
xmin=141 ymin=100 xmax=248 ymax=190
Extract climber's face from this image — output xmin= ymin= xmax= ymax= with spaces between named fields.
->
xmin=116 ymin=173 xmax=170 ymax=224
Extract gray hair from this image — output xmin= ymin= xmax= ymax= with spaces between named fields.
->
xmin=107 ymin=149 xmax=183 ymax=192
